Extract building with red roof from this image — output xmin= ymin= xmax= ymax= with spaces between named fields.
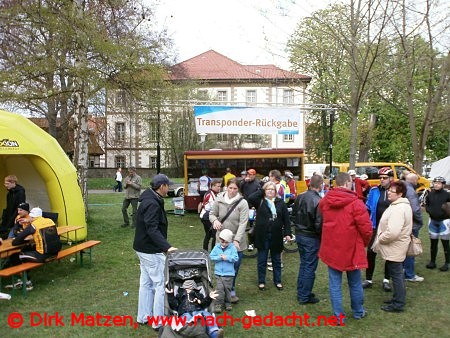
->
xmin=105 ymin=50 xmax=311 ymax=169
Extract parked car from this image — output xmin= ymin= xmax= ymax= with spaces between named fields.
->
xmin=324 ymin=162 xmax=429 ymax=193
xmin=168 ymin=183 xmax=184 ymax=197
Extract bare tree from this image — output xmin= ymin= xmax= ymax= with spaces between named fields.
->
xmin=0 ymin=0 xmax=173 ymax=206
xmin=289 ymin=0 xmax=395 ymax=167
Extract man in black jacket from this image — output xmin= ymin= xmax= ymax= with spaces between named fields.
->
xmin=293 ymin=174 xmax=323 ymax=304
xmin=1 ymin=175 xmax=26 ymax=238
xmin=239 ymin=169 xmax=260 ymax=203
xmin=133 ymin=174 xmax=177 ymax=330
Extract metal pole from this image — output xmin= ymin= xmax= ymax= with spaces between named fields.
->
xmin=328 ymin=109 xmax=334 ymax=188
xmin=156 ymin=108 xmax=161 ymax=174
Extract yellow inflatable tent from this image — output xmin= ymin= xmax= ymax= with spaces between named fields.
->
xmin=0 ymin=110 xmax=86 ymax=240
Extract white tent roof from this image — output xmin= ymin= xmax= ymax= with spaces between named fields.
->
xmin=429 ymin=156 xmax=450 ymax=183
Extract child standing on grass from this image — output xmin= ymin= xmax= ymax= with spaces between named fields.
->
xmin=210 ymin=229 xmax=238 ymax=314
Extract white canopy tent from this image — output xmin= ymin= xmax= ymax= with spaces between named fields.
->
xmin=429 ymin=156 xmax=450 ymax=183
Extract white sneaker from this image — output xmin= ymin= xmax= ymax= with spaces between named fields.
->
xmin=405 ymin=275 xmax=424 ymax=282
xmin=25 ymin=281 xmax=34 ymax=291
xmin=0 ymin=292 xmax=11 ymax=300
xmin=5 ymin=279 xmax=22 ymax=290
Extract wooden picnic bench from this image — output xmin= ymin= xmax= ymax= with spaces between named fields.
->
xmin=0 ymin=240 xmax=101 ymax=297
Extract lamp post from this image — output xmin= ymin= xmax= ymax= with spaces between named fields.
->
xmin=156 ymin=108 xmax=161 ymax=174
xmin=328 ymin=109 xmax=335 ymax=187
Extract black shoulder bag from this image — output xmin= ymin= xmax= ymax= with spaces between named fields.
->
xmin=220 ymin=197 xmax=244 ymax=223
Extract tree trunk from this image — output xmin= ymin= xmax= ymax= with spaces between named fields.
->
xmin=358 ymin=113 xmax=377 ymax=162
xmin=73 ymin=85 xmax=89 ymax=218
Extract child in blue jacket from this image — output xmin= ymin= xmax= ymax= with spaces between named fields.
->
xmin=210 ymin=229 xmax=238 ymax=313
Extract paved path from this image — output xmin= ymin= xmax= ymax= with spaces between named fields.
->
xmin=88 ymin=189 xmax=117 ymax=194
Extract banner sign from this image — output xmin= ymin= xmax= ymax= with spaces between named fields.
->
xmin=194 ymin=105 xmax=303 ymax=136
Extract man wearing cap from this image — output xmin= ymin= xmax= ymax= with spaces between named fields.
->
xmin=240 ymin=169 xmax=260 ymax=202
xmin=133 ymin=174 xmax=177 ymax=329
xmin=1 ymin=175 xmax=26 ymax=238
xmin=348 ymin=170 xmax=370 ymax=201
xmin=121 ymin=167 xmax=142 ymax=228
xmin=8 ymin=202 xmax=31 ymax=238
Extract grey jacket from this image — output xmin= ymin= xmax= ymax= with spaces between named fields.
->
xmin=123 ymin=173 xmax=142 ymax=199
xmin=209 ymin=192 xmax=249 ymax=251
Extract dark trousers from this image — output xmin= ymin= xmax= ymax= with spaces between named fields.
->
xmin=386 ymin=261 xmax=406 ymax=309
xmin=366 ymin=230 xmax=389 ymax=280
xmin=114 ymin=181 xmax=122 ymax=192
xmin=257 ymin=233 xmax=282 ymax=285
xmin=122 ymin=198 xmax=138 ymax=227
xmin=232 ymin=251 xmax=243 ymax=292
xmin=201 ymin=218 xmax=216 ymax=251
xmin=429 ymin=238 xmax=450 ymax=264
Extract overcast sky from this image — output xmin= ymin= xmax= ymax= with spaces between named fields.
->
xmin=153 ymin=0 xmax=334 ymax=69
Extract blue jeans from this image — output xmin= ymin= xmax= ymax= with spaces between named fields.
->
xmin=328 ymin=267 xmax=365 ymax=319
xmin=257 ymin=233 xmax=282 ymax=285
xmin=136 ymin=251 xmax=165 ymax=327
xmin=297 ymin=235 xmax=320 ymax=302
xmin=404 ymin=228 xmax=419 ymax=279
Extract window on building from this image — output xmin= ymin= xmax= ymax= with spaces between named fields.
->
xmin=217 ymin=134 xmax=228 ymax=142
xmin=150 ymin=156 xmax=157 ymax=169
xmin=246 ymin=90 xmax=257 ymax=105
xmin=244 ymin=134 xmax=258 ymax=142
xmin=197 ymin=90 xmax=209 ymax=100
xmin=89 ymin=156 xmax=100 ymax=168
xmin=148 ymin=120 xmax=158 ymax=142
xmin=283 ymin=134 xmax=294 ymax=142
xmin=115 ymin=156 xmax=126 ymax=169
xmin=116 ymin=89 xmax=128 ymax=107
xmin=115 ymin=122 xmax=126 ymax=142
xmin=216 ymin=90 xmax=227 ymax=102
xmin=283 ymin=89 xmax=294 ymax=104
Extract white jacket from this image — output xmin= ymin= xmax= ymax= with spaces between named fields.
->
xmin=372 ymin=197 xmax=412 ymax=262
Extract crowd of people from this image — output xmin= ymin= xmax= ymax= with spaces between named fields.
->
xmin=189 ymin=166 xmax=450 ymax=327
xmin=3 ymin=166 xmax=449 ymax=334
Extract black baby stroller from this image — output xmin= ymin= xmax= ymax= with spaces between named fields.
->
xmin=159 ymin=249 xmax=215 ymax=338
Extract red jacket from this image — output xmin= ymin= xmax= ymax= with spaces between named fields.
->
xmin=318 ymin=187 xmax=372 ymax=271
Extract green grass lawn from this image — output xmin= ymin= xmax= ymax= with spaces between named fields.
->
xmin=1 ymin=191 xmax=449 ymax=337
xmin=87 ymin=177 xmax=184 ymax=190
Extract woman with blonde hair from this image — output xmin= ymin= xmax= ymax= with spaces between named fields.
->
xmin=248 ymin=181 xmax=292 ymax=291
